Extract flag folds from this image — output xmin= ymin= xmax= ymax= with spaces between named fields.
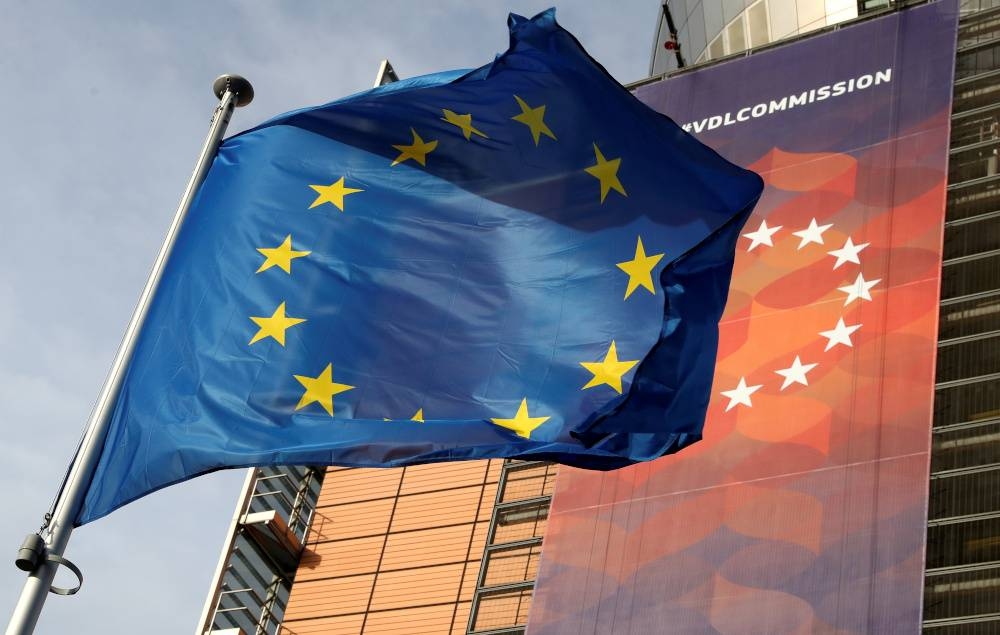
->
xmin=78 ymin=9 xmax=762 ymax=524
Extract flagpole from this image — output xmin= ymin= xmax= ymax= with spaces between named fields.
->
xmin=5 ymin=74 xmax=254 ymax=635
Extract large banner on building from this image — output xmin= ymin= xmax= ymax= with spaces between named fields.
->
xmin=528 ymin=3 xmax=958 ymax=633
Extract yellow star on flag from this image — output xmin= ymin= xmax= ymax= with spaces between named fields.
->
xmin=441 ymin=109 xmax=488 ymax=140
xmin=491 ymin=398 xmax=550 ymax=439
xmin=617 ymin=236 xmax=664 ymax=299
xmin=585 ymin=143 xmax=626 ymax=203
xmin=511 ymin=95 xmax=556 ymax=146
xmin=580 ymin=341 xmax=639 ymax=394
xmin=293 ymin=363 xmax=354 ymax=416
xmin=256 ymin=235 xmax=310 ymax=274
xmin=249 ymin=302 xmax=306 ymax=346
xmin=383 ymin=409 xmax=425 ymax=422
xmin=309 ymin=177 xmax=362 ymax=211
xmin=392 ymin=128 xmax=438 ymax=166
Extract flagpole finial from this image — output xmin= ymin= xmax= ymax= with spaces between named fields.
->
xmin=213 ymin=74 xmax=254 ymax=107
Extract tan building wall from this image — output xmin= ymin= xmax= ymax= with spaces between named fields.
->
xmin=280 ymin=460 xmax=556 ymax=635
xmin=281 ymin=461 xmax=502 ymax=634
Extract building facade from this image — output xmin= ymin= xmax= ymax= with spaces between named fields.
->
xmin=200 ymin=2 xmax=1000 ymax=633
xmin=923 ymin=4 xmax=1000 ymax=631
xmin=650 ymin=0 xmax=863 ymax=73
xmin=199 ymin=460 xmax=557 ymax=635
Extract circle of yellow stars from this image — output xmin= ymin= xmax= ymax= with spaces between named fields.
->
xmin=245 ymin=93 xmax=665 ymax=440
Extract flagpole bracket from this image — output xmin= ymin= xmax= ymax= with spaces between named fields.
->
xmin=43 ymin=554 xmax=82 ymax=596
xmin=14 ymin=534 xmax=83 ymax=596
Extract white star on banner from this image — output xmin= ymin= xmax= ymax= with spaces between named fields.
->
xmin=774 ymin=356 xmax=818 ymax=390
xmin=819 ymin=318 xmax=862 ymax=351
xmin=742 ymin=219 xmax=782 ymax=251
xmin=827 ymin=237 xmax=869 ymax=269
xmin=792 ymin=218 xmax=833 ymax=249
xmin=720 ymin=377 xmax=763 ymax=411
xmin=838 ymin=273 xmax=880 ymax=305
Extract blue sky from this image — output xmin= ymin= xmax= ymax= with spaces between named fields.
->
xmin=0 ymin=2 xmax=659 ymax=633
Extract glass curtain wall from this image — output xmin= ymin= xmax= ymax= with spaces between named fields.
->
xmin=923 ymin=3 xmax=1000 ymax=632
xmin=651 ymin=0 xmax=859 ymax=73
xmin=466 ymin=460 xmax=557 ymax=634
xmin=202 ymin=466 xmax=324 ymax=635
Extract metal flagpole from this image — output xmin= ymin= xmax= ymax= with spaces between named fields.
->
xmin=5 ymin=74 xmax=254 ymax=635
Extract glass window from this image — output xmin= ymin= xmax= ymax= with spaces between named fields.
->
xmin=939 ymin=293 xmax=1000 ymax=341
xmin=796 ymin=0 xmax=825 ymax=28
xmin=747 ymin=1 xmax=770 ymax=47
xmin=944 ymin=213 xmax=1000 ymax=261
xmin=957 ymin=11 xmax=1000 ymax=47
xmin=798 ymin=16 xmax=827 ymax=35
xmin=481 ymin=544 xmax=543 ymax=587
xmin=921 ymin=621 xmax=1000 ymax=635
xmin=954 ymin=69 xmax=1000 ymax=113
xmin=951 ymin=149 xmax=1000 ymax=185
xmin=956 ymin=41 xmax=1000 ymax=81
xmin=727 ymin=17 xmax=747 ymax=53
xmin=951 ymin=110 xmax=1000 ymax=149
xmin=929 ymin=468 xmax=1000 ymax=518
xmin=935 ymin=378 xmax=1000 ymax=428
xmin=471 ymin=588 xmax=533 ymax=632
xmin=947 ymin=178 xmax=1000 ymax=222
xmin=687 ymin=4 xmax=708 ymax=59
xmin=936 ymin=334 xmax=1000 ymax=384
xmin=824 ymin=0 xmax=856 ymax=15
xmin=933 ymin=422 xmax=1000 ymax=473
xmin=941 ymin=252 xmax=1000 ymax=299
xmin=667 ymin=0 xmax=687 ymax=27
xmin=826 ymin=6 xmax=859 ymax=25
xmin=926 ymin=515 xmax=1000 ymax=569
xmin=211 ymin=537 xmax=283 ymax=634
xmin=492 ymin=501 xmax=549 ymax=543
xmin=500 ymin=463 xmax=557 ymax=502
xmin=703 ymin=0 xmax=725 ymax=41
xmin=768 ymin=0 xmax=799 ymax=39
xmin=709 ymin=34 xmax=726 ymax=59
xmin=723 ymin=0 xmax=744 ymax=22
xmin=925 ymin=565 xmax=1000 ymax=621
xmin=860 ymin=0 xmax=890 ymax=11
xmin=674 ymin=0 xmax=695 ymax=20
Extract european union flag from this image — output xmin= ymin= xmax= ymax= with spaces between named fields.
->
xmin=78 ymin=10 xmax=762 ymax=524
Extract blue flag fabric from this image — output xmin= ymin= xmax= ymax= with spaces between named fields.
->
xmin=78 ymin=10 xmax=762 ymax=524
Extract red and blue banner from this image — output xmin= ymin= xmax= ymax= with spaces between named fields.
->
xmin=528 ymin=3 xmax=958 ymax=633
